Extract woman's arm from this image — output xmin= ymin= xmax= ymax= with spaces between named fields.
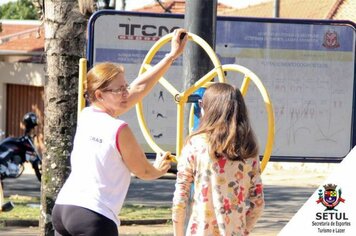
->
xmin=124 ymin=28 xmax=187 ymax=112
xmin=119 ymin=125 xmax=171 ymax=180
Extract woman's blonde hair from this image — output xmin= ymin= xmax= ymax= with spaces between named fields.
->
xmin=189 ymin=83 xmax=259 ymax=161
xmin=85 ymin=62 xmax=124 ymax=103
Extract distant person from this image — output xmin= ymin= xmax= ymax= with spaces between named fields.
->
xmin=52 ymin=29 xmax=188 ymax=236
xmin=0 ymin=182 xmax=14 ymax=213
xmin=1 ymin=128 xmax=15 ymax=213
xmin=172 ymin=83 xmax=264 ymax=236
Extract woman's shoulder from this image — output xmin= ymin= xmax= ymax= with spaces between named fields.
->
xmin=82 ymin=106 xmax=127 ymax=126
xmin=115 ymin=118 xmax=127 ymax=128
xmin=81 ymin=106 xmax=104 ymax=116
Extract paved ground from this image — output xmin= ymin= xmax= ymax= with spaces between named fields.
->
xmin=0 ymin=162 xmax=336 ymax=235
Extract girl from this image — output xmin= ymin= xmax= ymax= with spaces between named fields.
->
xmin=172 ymin=83 xmax=264 ymax=236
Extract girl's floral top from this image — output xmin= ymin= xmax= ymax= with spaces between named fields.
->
xmin=172 ymin=134 xmax=264 ymax=236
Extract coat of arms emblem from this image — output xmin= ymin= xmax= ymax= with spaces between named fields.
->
xmin=316 ymin=184 xmax=345 ymax=211
xmin=322 ymin=30 xmax=340 ymax=49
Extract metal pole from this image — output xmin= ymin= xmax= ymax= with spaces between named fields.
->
xmin=274 ymin=0 xmax=280 ymax=17
xmin=183 ymin=0 xmax=217 ymax=136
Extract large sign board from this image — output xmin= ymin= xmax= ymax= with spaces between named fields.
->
xmin=88 ymin=10 xmax=356 ymax=162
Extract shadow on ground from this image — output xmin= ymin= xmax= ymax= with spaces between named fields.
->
xmin=253 ymin=184 xmax=316 ymax=235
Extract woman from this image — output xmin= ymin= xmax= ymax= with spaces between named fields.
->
xmin=52 ymin=29 xmax=187 ymax=236
xmin=172 ymin=83 xmax=264 ymax=236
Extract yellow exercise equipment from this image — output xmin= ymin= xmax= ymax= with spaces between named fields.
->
xmin=135 ymin=32 xmax=275 ymax=172
xmin=77 ymin=33 xmax=274 ymax=172
xmin=78 ymin=58 xmax=87 ymax=120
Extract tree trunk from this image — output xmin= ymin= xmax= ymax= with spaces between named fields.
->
xmin=40 ymin=1 xmax=87 ymax=235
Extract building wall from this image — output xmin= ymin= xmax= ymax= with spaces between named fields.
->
xmin=0 ymin=61 xmax=45 ymax=134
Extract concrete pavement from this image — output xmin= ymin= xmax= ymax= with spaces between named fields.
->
xmin=0 ymin=162 xmax=336 ymax=235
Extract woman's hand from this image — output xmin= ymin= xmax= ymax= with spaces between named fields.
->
xmin=154 ymin=151 xmax=172 ymax=174
xmin=166 ymin=28 xmax=188 ymax=61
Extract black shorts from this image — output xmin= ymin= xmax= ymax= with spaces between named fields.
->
xmin=52 ymin=204 xmax=118 ymax=236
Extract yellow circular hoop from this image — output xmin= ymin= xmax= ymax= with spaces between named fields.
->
xmin=221 ymin=64 xmax=275 ymax=171
xmin=136 ymin=32 xmax=226 ymax=163
xmin=135 ymin=32 xmax=274 ymax=172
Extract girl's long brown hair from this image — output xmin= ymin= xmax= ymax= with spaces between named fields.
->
xmin=189 ymin=83 xmax=259 ymax=161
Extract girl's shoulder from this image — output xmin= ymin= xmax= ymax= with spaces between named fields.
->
xmin=184 ymin=134 xmax=209 ymax=156
xmin=188 ymin=133 xmax=207 ymax=143
xmin=185 ymin=134 xmax=208 ymax=149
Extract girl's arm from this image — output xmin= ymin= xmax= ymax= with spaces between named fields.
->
xmin=172 ymin=143 xmax=194 ymax=236
xmin=245 ymin=156 xmax=265 ymax=234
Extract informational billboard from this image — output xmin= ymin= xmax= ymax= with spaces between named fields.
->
xmin=87 ymin=10 xmax=356 ymax=161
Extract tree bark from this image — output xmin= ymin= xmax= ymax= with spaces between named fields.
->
xmin=40 ymin=1 xmax=87 ymax=235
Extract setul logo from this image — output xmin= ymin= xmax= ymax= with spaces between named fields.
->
xmin=118 ymin=24 xmax=180 ymax=41
xmin=313 ymin=183 xmax=350 ymax=234
xmin=316 ymin=183 xmax=345 ymax=211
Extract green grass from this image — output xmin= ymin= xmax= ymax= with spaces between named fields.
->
xmin=120 ymin=204 xmax=172 ymax=220
xmin=1 ymin=195 xmax=172 ymax=222
xmin=0 ymin=195 xmax=40 ymax=221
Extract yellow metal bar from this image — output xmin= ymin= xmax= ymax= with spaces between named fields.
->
xmin=136 ymin=103 xmax=164 ymax=152
xmin=138 ymin=35 xmax=172 ymax=75
xmin=188 ymin=34 xmax=226 ymax=83
xmin=159 ymin=78 xmax=180 ymax=98
xmin=189 ymin=105 xmax=195 ymax=134
xmin=240 ymin=75 xmax=251 ymax=96
xmin=136 ymin=32 xmax=227 ymax=161
xmin=179 ymin=34 xmax=227 ymax=102
xmin=176 ymin=101 xmax=185 ymax=157
xmin=183 ymin=68 xmax=217 ymax=99
xmin=142 ymin=64 xmax=180 ymax=96
xmin=78 ymin=58 xmax=87 ymax=119
xmin=135 ymin=32 xmax=274 ymax=172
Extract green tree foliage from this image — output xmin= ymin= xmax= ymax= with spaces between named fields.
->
xmin=0 ymin=0 xmax=39 ymax=20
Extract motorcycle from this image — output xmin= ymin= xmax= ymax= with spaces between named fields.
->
xmin=0 ymin=112 xmax=42 ymax=182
